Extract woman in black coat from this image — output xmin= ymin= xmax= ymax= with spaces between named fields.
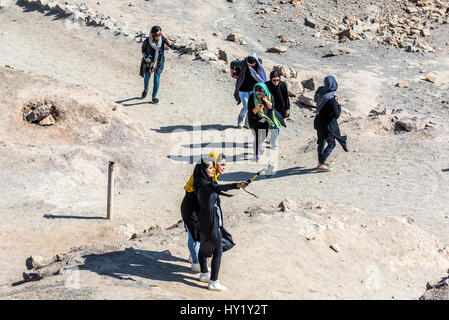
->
xmin=313 ymin=75 xmax=348 ymax=172
xmin=265 ymin=70 xmax=291 ymax=119
xmin=193 ymin=157 xmax=248 ymax=291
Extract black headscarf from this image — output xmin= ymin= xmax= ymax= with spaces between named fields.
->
xmin=266 ymin=70 xmax=285 ymax=112
xmin=192 ymin=156 xmax=233 ymax=197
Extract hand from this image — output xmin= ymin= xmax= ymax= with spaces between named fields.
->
xmin=237 ymin=182 xmax=249 ymax=189
xmin=285 ymin=109 xmax=290 ymax=117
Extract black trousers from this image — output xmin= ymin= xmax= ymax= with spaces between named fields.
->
xmin=198 ymin=232 xmax=223 ymax=281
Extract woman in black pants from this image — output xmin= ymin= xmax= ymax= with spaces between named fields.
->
xmin=193 ymin=157 xmax=248 ymax=291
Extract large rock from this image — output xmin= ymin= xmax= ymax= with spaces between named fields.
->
xmin=26 ymin=256 xmax=47 ymax=270
xmin=173 ymin=36 xmax=194 ymax=50
xmin=25 ymin=104 xmax=53 ymax=122
xmin=301 ymin=78 xmax=316 ymax=90
xmin=395 ymin=118 xmax=418 ymax=132
xmin=297 ymin=92 xmax=316 ymax=107
xmin=196 ymin=50 xmax=218 ymax=62
xmin=185 ymin=41 xmax=208 ymax=53
xmin=217 ymin=49 xmax=235 ymax=63
xmin=285 ymin=78 xmax=303 ymax=97
xmin=338 ymin=28 xmax=357 ymax=41
xmin=226 ymin=33 xmax=243 ymax=42
xmin=273 ymin=65 xmax=297 ymax=78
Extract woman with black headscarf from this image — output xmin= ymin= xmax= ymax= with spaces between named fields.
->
xmin=313 ymin=75 xmax=348 ymax=172
xmin=193 ymin=156 xmax=248 ymax=291
xmin=265 ymin=70 xmax=291 ymax=150
xmin=265 ymin=70 xmax=291 ymax=119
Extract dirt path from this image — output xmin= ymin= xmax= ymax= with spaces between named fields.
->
xmin=1 ymin=2 xmax=449 ymax=298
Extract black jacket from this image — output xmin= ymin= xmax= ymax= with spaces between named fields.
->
xmin=180 ymin=191 xmax=201 ymax=242
xmin=265 ymin=80 xmax=291 ymax=118
xmin=247 ymin=92 xmax=286 ymax=130
xmin=197 ymin=182 xmax=237 ymax=251
xmin=139 ymin=36 xmax=174 ymax=77
xmin=314 ymin=97 xmax=348 ymax=151
xmin=230 ymin=57 xmax=263 ymax=104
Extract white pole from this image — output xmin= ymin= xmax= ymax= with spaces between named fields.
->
xmin=107 ymin=161 xmax=115 ymax=220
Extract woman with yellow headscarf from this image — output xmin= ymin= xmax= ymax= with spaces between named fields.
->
xmin=181 ymin=152 xmax=227 ymax=272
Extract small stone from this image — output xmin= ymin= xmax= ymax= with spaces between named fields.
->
xmin=338 ymin=29 xmax=356 ymax=41
xmin=406 ymin=7 xmax=418 ymax=14
xmin=278 ymin=199 xmax=297 ymax=212
xmin=425 ymin=74 xmax=435 ymax=83
xmin=330 ymin=244 xmax=341 ymax=252
xmin=304 ymin=17 xmax=317 ymax=28
xmin=267 ymin=45 xmax=288 ymax=54
xmin=396 ymin=82 xmax=409 ymax=88
xmin=39 ymin=114 xmax=56 ymax=126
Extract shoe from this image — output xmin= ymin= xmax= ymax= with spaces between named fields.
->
xmin=190 ymin=263 xmax=201 ymax=273
xmin=199 ymin=272 xmax=210 ymax=283
xmin=152 ymin=97 xmax=159 ymax=104
xmin=141 ymin=90 xmax=148 ymax=99
xmin=208 ymin=280 xmax=227 ymax=291
xmin=188 ymin=255 xmax=192 ymax=263
xmin=316 ymin=164 xmax=332 ymax=172
xmin=237 ymin=123 xmax=244 ymax=129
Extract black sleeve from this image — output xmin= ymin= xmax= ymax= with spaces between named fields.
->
xmin=230 ymin=59 xmax=244 ymax=71
xmin=215 ymin=183 xmax=239 ymax=192
xmin=163 ymin=37 xmax=175 ymax=50
xmin=282 ymin=82 xmax=291 ymax=110
xmin=329 ymin=98 xmax=341 ymax=119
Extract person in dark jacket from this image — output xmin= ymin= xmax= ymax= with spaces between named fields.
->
xmin=247 ymin=83 xmax=286 ymax=160
xmin=140 ymin=26 xmax=175 ymax=104
xmin=313 ymin=75 xmax=349 ymax=172
xmin=181 ymin=153 xmax=227 ymax=273
xmin=265 ymin=70 xmax=291 ymax=150
xmin=265 ymin=70 xmax=291 ymax=119
xmin=230 ymin=52 xmax=267 ymax=128
xmin=193 ymin=157 xmax=248 ymax=291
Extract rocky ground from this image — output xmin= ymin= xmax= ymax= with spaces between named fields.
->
xmin=1 ymin=0 xmax=449 ymax=299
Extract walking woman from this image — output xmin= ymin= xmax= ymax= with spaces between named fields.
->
xmin=193 ymin=157 xmax=248 ymax=291
xmin=230 ymin=52 xmax=267 ymax=128
xmin=181 ymin=153 xmax=227 ymax=272
xmin=313 ymin=75 xmax=348 ymax=172
xmin=265 ymin=70 xmax=291 ymax=150
xmin=247 ymin=83 xmax=286 ymax=160
xmin=140 ymin=26 xmax=175 ymax=104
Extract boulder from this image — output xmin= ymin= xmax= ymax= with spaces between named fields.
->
xmin=185 ymin=41 xmax=208 ymax=53
xmin=273 ymin=65 xmax=297 ymax=78
xmin=196 ymin=50 xmax=218 ymax=62
xmin=338 ymin=28 xmax=356 ymax=41
xmin=285 ymin=78 xmax=302 ymax=97
xmin=297 ymin=92 xmax=316 ymax=107
xmin=217 ymin=49 xmax=235 ymax=63
xmin=226 ymin=33 xmax=243 ymax=42
xmin=301 ymin=78 xmax=316 ymax=90
xmin=395 ymin=118 xmax=417 ymax=132
xmin=25 ymin=104 xmax=53 ymax=122
xmin=267 ymin=45 xmax=288 ymax=54
xmin=25 ymin=256 xmax=47 ymax=270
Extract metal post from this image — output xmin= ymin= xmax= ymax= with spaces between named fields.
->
xmin=107 ymin=161 xmax=115 ymax=220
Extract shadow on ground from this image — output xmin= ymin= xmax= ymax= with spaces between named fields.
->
xmin=219 ymin=166 xmax=320 ymax=182
xmin=81 ymin=248 xmax=205 ymax=289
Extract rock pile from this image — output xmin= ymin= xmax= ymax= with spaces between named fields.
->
xmin=321 ymin=0 xmax=449 ymax=52
xmin=23 ymin=102 xmax=58 ymax=126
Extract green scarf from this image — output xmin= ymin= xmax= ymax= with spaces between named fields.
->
xmin=253 ymin=82 xmax=282 ymax=129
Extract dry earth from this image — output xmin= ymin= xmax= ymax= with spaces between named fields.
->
xmin=1 ymin=0 xmax=449 ymax=299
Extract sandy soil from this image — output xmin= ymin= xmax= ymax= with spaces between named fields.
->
xmin=1 ymin=0 xmax=449 ymax=299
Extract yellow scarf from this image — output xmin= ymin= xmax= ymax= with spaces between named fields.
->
xmin=184 ymin=152 xmax=221 ymax=193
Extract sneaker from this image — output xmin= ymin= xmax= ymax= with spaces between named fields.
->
xmin=199 ymin=272 xmax=210 ymax=283
xmin=208 ymin=280 xmax=227 ymax=291
xmin=237 ymin=124 xmax=244 ymax=129
xmin=152 ymin=97 xmax=159 ymax=104
xmin=141 ymin=90 xmax=148 ymax=99
xmin=190 ymin=263 xmax=201 ymax=273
